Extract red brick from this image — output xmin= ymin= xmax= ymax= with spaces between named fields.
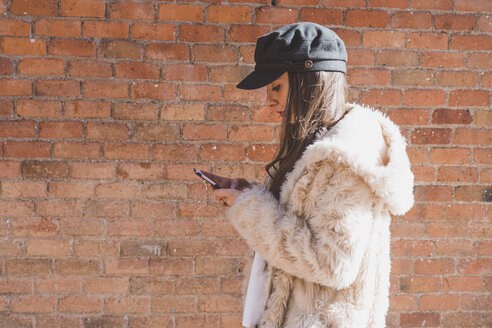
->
xmin=175 ymin=315 xmax=219 ymax=328
xmin=432 ymin=108 xmax=472 ymax=124
xmin=422 ymin=51 xmax=463 ymax=68
xmin=35 ymin=18 xmax=81 ymax=37
xmin=150 ymin=258 xmax=193 ymax=276
xmin=435 ymin=240 xmax=475 ymax=256
xmin=36 ymin=277 xmax=82 ymax=294
xmin=35 ymin=79 xmax=80 ymax=97
xmin=26 ymin=239 xmax=71 ymax=257
xmin=142 ymin=184 xmax=188 ymax=201
xmin=104 ymin=143 xmax=149 ymax=160
xmin=387 ymin=109 xmax=429 ymax=125
xmin=39 ymin=121 xmax=83 ymax=139
xmin=239 ymin=45 xmax=255 ymax=63
xmin=474 ymin=149 xmax=491 ymax=164
xmin=414 ymin=185 xmax=452 ymax=202
xmin=407 ymin=32 xmax=448 ymax=49
xmin=368 ymin=0 xmax=409 ymax=7
xmin=229 ymin=125 xmax=274 ymax=142
xmin=466 ymin=53 xmax=492 ymax=69
xmin=470 ymin=222 xmax=492 ymax=238
xmin=68 ymin=60 xmax=113 ymax=78
xmin=118 ymin=163 xmax=164 ymax=180
xmin=411 ymin=128 xmax=450 ymax=145
xmin=17 ymin=99 xmax=62 ymax=118
xmin=0 ymin=79 xmax=31 ymax=96
xmin=436 ymin=71 xmax=478 ymax=87
xmin=224 ymin=84 xmax=265 ymax=103
xmin=87 ymin=122 xmax=130 ymax=141
xmin=390 ymin=11 xmax=431 ymax=29
xmin=73 ymin=240 xmax=118 ymax=257
xmin=152 ymin=296 xmax=195 ymax=313
xmin=13 ymin=0 xmax=57 ymax=16
xmin=95 ymin=182 xmax=140 ymax=199
xmin=1 ymin=181 xmax=47 ymax=198
xmin=0 ymin=100 xmax=13 ymax=117
xmin=11 ymin=296 xmax=57 ymax=313
xmin=400 ymin=312 xmax=441 ymax=327
xmin=391 ymin=239 xmax=432 ymax=257
xmin=199 ymin=144 xmax=245 ymax=162
xmin=413 ymin=0 xmax=452 ymax=10
xmin=162 ymin=104 xmax=204 ymax=121
xmin=0 ymin=278 xmax=32 ymax=295
xmin=0 ymin=121 xmax=35 ymax=138
xmin=18 ymin=57 xmax=63 ymax=76
xmin=48 ymin=39 xmax=94 ymax=57
xmin=434 ymin=14 xmax=475 ymax=31
xmin=108 ymin=219 xmax=152 ymax=236
xmin=430 ymin=220 xmax=469 ymax=237
xmin=182 ymin=124 xmax=227 ymax=141
xmin=245 ymin=144 xmax=276 ymax=162
xmin=115 ymin=61 xmax=160 ymax=79
xmin=158 ymin=4 xmax=204 ymax=21
xmin=155 ymin=220 xmax=200 ymax=237
xmin=153 ymin=144 xmax=197 ymax=162
xmin=22 ymin=161 xmax=68 ymax=179
xmin=429 ymin=147 xmax=470 ymax=164
xmin=132 ymin=22 xmax=175 ymax=41
xmin=442 ymin=312 xmax=486 ymax=327
xmin=11 ymin=218 xmax=57 ymax=237
xmin=322 ymin=0 xmax=366 ymax=7
xmin=36 ymin=200 xmax=84 ymax=217
xmin=454 ymin=185 xmax=490 ymax=202
xmin=392 ymin=70 xmax=434 ymax=86
xmin=0 ymin=0 xmax=6 ymax=14
xmin=146 ymin=43 xmax=189 ymax=62
xmin=360 ymin=89 xmax=402 ymax=106
xmin=300 ymin=8 xmax=344 ymax=25
xmin=65 ymin=100 xmax=111 ymax=118
xmin=406 ymin=147 xmax=427 ymax=164
xmin=84 ymin=200 xmax=129 ymax=218
xmin=60 ymin=0 xmax=105 ymax=17
xmin=458 ymin=258 xmax=492 ymax=275
xmin=5 ymin=141 xmax=50 ymax=159
xmin=415 ymin=258 xmax=455 ymax=275
xmin=180 ymin=25 xmax=224 ymax=43
xmin=105 ymin=297 xmax=150 ymax=314
xmin=453 ymin=128 xmax=492 ymax=145
xmin=113 ymin=103 xmax=159 ymax=121
xmin=399 ymin=276 xmax=440 ymax=293
xmin=98 ymin=39 xmax=142 ymax=59
xmin=129 ymin=317 xmax=174 ymax=327
xmin=84 ymin=20 xmax=128 ymax=39
xmin=0 ymin=37 xmax=46 ymax=56
xmin=134 ymin=124 xmax=180 ymax=142
xmin=453 ymin=35 xmax=492 ymax=51
xmin=163 ymin=64 xmax=207 ymax=82
xmin=0 ymin=18 xmax=30 ymax=36
xmin=478 ymin=15 xmax=492 ymax=32
xmin=59 ymin=296 xmax=103 ymax=313
xmin=198 ymin=295 xmax=241 ymax=313
xmin=228 ymin=24 xmax=270 ymax=43
xmin=7 ymin=259 xmax=52 ymax=276
xmin=421 ymin=294 xmax=460 ymax=311
xmin=53 ymin=142 xmax=100 ymax=159
xmin=178 ymin=202 xmax=222 ymax=218
xmin=105 ymin=258 xmax=149 ymax=276
xmin=55 ymin=258 xmax=101 ymax=276
xmin=109 ymin=1 xmax=154 ymax=20
xmin=438 ymin=166 xmax=478 ymax=183
xmin=455 ymin=0 xmax=492 ymax=12
xmin=83 ymin=80 xmax=128 ymax=99
xmin=209 ymin=105 xmax=250 ymax=122
xmin=363 ymin=30 xmax=405 ymax=48
xmin=176 ymin=277 xmax=219 ymax=295
xmin=404 ymin=90 xmax=446 ymax=107
xmin=208 ymin=5 xmax=251 ymax=23
xmin=131 ymin=82 xmax=175 ymax=101
xmin=0 ymin=57 xmax=14 ymax=75
xmin=49 ymin=181 xmax=94 ymax=199
xmin=346 ymin=49 xmax=374 ymax=66
xmin=482 ymin=72 xmax=492 ymax=88
xmin=255 ymin=7 xmax=298 ymax=24
xmin=346 ymin=9 xmax=388 ymax=28
xmin=129 ymin=277 xmax=174 ymax=295
xmin=70 ymin=162 xmax=115 ymax=180
xmin=131 ymin=201 xmax=175 ymax=219
xmin=449 ymin=90 xmax=489 ymax=107
xmin=168 ymin=240 xmax=213 ymax=257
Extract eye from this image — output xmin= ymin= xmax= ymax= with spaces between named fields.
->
xmin=272 ymin=84 xmax=280 ymax=91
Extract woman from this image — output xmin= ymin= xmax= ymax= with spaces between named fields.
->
xmin=214 ymin=22 xmax=415 ymax=328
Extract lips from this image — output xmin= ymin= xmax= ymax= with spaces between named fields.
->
xmin=277 ymin=111 xmax=285 ymax=117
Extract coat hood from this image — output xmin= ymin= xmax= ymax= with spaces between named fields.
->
xmin=292 ymin=103 xmax=415 ymax=216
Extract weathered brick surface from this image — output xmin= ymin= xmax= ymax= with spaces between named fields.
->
xmin=0 ymin=1 xmax=489 ymax=326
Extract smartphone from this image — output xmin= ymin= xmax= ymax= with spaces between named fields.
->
xmin=193 ymin=168 xmax=223 ymax=189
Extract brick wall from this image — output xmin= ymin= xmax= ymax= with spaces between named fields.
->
xmin=0 ymin=0 xmax=490 ymax=327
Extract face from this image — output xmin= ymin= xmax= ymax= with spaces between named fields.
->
xmin=265 ymin=72 xmax=291 ymax=121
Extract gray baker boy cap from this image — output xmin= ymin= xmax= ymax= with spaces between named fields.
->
xmin=237 ymin=22 xmax=347 ymax=90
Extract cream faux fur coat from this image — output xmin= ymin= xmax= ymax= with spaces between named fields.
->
xmin=226 ymin=103 xmax=415 ymax=328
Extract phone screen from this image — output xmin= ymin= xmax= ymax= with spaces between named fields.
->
xmin=193 ymin=168 xmax=223 ymax=189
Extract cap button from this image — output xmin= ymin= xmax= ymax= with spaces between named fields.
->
xmin=304 ymin=60 xmax=313 ymax=68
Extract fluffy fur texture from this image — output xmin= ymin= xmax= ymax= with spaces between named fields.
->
xmin=226 ymin=103 xmax=415 ymax=328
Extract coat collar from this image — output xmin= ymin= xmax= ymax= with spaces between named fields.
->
xmin=280 ymin=103 xmax=414 ymax=216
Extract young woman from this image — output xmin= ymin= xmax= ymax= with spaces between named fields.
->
xmin=214 ymin=22 xmax=415 ymax=328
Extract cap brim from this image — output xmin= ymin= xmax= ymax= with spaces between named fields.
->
xmin=236 ymin=70 xmax=286 ymax=90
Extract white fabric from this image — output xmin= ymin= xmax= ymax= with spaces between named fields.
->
xmin=242 ymin=252 xmax=268 ymax=328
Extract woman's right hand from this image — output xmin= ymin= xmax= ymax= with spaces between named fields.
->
xmin=199 ymin=170 xmax=251 ymax=191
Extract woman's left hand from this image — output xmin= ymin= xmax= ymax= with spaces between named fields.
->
xmin=214 ymin=188 xmax=241 ymax=207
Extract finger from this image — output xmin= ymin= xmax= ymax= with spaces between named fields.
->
xmin=201 ymin=170 xmax=232 ymax=189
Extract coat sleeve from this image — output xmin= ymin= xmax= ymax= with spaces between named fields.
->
xmin=226 ymin=161 xmax=374 ymax=290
